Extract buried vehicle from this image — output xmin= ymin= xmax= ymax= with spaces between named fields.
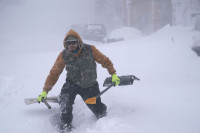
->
xmin=71 ymin=24 xmax=107 ymax=42
xmin=103 ymin=27 xmax=144 ymax=43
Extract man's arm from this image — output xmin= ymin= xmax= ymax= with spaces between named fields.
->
xmin=43 ymin=52 xmax=65 ymax=93
xmin=91 ymin=45 xmax=116 ymax=75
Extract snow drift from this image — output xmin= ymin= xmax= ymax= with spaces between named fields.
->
xmin=0 ymin=25 xmax=200 ymax=133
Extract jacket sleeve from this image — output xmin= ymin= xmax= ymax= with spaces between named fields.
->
xmin=43 ymin=52 xmax=65 ymax=93
xmin=91 ymin=45 xmax=116 ymax=75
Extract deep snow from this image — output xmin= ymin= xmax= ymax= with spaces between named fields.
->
xmin=103 ymin=27 xmax=144 ymax=43
xmin=0 ymin=25 xmax=200 ymax=133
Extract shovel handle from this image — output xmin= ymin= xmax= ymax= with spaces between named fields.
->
xmin=41 ymin=97 xmax=51 ymax=109
xmin=96 ymin=83 xmax=115 ymax=99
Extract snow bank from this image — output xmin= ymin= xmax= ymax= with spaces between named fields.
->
xmin=104 ymin=27 xmax=144 ymax=43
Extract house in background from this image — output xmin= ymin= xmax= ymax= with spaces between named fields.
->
xmin=126 ymin=0 xmax=172 ymax=33
xmin=94 ymin=0 xmax=200 ymax=34
xmin=94 ymin=0 xmax=172 ymax=33
xmin=94 ymin=0 xmax=126 ymax=32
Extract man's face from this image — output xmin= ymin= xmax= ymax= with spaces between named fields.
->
xmin=66 ymin=41 xmax=78 ymax=51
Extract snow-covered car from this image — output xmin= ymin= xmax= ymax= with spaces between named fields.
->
xmin=71 ymin=24 xmax=107 ymax=42
xmin=103 ymin=27 xmax=144 ymax=43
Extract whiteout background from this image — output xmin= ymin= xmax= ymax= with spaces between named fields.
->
xmin=0 ymin=0 xmax=200 ymax=133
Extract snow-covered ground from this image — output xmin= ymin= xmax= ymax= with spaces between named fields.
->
xmin=0 ymin=25 xmax=200 ymax=133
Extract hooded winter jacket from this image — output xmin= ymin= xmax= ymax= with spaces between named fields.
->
xmin=43 ymin=29 xmax=116 ymax=93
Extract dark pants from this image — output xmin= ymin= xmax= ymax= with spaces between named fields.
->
xmin=58 ymin=79 xmax=107 ymax=124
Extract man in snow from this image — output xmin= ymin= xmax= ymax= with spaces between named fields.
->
xmin=37 ymin=29 xmax=120 ymax=131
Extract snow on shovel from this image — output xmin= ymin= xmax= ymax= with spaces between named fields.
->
xmin=85 ymin=75 xmax=140 ymax=104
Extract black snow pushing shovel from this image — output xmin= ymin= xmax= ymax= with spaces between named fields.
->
xmin=85 ymin=75 xmax=140 ymax=104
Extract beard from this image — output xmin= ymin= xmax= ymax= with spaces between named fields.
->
xmin=69 ymin=47 xmax=80 ymax=54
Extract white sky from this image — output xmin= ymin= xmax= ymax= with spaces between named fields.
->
xmin=0 ymin=0 xmax=95 ymax=53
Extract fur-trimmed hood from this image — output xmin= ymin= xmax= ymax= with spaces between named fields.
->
xmin=63 ymin=29 xmax=83 ymax=48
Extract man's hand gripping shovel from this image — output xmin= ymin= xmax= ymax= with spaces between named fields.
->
xmin=85 ymin=75 xmax=140 ymax=104
xmin=40 ymin=97 xmax=52 ymax=109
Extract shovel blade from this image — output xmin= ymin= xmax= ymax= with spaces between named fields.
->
xmin=103 ymin=75 xmax=140 ymax=87
xmin=85 ymin=97 xmax=96 ymax=104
